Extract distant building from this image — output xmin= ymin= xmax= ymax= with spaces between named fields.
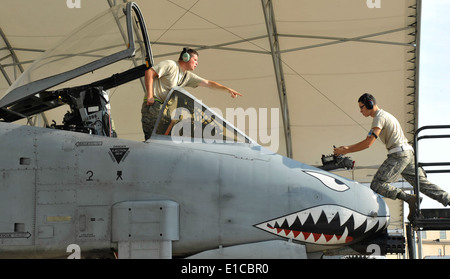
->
xmin=419 ymin=230 xmax=450 ymax=258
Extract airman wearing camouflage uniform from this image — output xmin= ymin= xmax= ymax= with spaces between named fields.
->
xmin=142 ymin=48 xmax=242 ymax=141
xmin=334 ymin=93 xmax=450 ymax=221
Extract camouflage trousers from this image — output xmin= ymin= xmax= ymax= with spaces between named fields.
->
xmin=371 ymin=149 xmax=450 ymax=206
xmin=141 ymin=101 xmax=162 ymax=141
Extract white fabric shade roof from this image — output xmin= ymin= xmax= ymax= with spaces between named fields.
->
xmin=0 ymin=0 xmax=420 ymax=182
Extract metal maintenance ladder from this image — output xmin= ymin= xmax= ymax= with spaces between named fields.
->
xmin=407 ymin=125 xmax=450 ymax=259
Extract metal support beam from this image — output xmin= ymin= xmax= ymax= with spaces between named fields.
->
xmin=278 ymin=27 xmax=415 ymax=53
xmin=0 ymin=27 xmax=25 ymax=85
xmin=151 ymin=36 xmax=269 ymax=59
xmin=261 ymin=0 xmax=293 ymax=158
xmin=0 ymin=64 xmax=11 ymax=86
xmin=0 ymin=28 xmax=24 ymax=73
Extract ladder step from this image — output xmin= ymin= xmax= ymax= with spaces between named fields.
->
xmin=414 ymin=209 xmax=450 ymax=230
xmin=421 ymin=208 xmax=450 ymax=219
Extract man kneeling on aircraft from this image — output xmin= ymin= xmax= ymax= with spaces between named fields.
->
xmin=334 ymin=93 xmax=450 ymax=221
xmin=141 ymin=47 xmax=243 ymax=140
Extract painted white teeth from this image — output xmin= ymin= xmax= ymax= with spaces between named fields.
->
xmin=286 ymin=214 xmax=297 ymax=227
xmin=377 ymin=217 xmax=389 ymax=231
xmin=255 ymin=205 xmax=389 ymax=245
xmin=298 ymin=211 xmax=310 ymax=225
xmin=353 ymin=213 xmax=366 ymax=230
xmin=339 ymin=210 xmax=353 ymax=227
xmin=323 ymin=207 xmax=338 ymax=223
xmin=365 ymin=217 xmax=379 ymax=233
xmin=310 ymin=209 xmax=322 ymax=224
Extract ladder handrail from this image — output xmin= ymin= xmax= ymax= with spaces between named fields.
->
xmin=409 ymin=125 xmax=450 ymax=259
xmin=413 ymin=125 xmax=450 ymax=217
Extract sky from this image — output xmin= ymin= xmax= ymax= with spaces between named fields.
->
xmin=416 ymin=0 xmax=450 ymax=209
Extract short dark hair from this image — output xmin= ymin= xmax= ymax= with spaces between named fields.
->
xmin=178 ymin=48 xmax=199 ymax=61
xmin=358 ymin=93 xmax=376 ymax=105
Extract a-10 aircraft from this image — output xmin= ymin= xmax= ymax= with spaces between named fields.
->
xmin=0 ymin=2 xmax=401 ymax=259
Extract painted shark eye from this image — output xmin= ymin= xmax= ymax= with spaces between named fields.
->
xmin=304 ymin=171 xmax=349 ymax=192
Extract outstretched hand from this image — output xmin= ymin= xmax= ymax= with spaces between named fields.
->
xmin=229 ymin=89 xmax=243 ymax=98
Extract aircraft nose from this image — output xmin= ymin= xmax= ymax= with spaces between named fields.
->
xmin=305 ymin=169 xmax=390 ymax=218
xmin=373 ymin=191 xmax=390 ymax=219
xmin=254 ymin=202 xmax=389 ymax=246
xmin=254 ymin=170 xmax=390 ymax=246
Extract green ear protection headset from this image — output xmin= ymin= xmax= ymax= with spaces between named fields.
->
xmin=181 ymin=47 xmax=191 ymax=62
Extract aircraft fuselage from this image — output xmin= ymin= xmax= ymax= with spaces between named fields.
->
xmin=0 ymin=121 xmax=389 ymax=258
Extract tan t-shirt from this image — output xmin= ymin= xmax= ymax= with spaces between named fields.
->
xmin=147 ymin=60 xmax=205 ymax=102
xmin=371 ymin=109 xmax=409 ymax=151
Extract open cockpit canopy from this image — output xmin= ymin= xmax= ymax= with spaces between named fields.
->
xmin=153 ymin=87 xmax=253 ymax=144
xmin=0 ymin=2 xmax=152 ymax=122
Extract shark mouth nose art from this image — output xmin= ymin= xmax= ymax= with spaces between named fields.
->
xmin=254 ymin=205 xmax=389 ymax=245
